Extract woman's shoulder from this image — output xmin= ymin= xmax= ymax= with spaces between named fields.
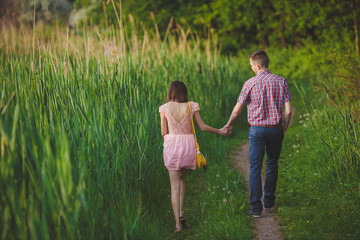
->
xmin=189 ymin=101 xmax=200 ymax=112
xmin=159 ymin=102 xmax=168 ymax=113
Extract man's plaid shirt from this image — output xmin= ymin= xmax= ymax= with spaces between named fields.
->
xmin=237 ymin=70 xmax=292 ymax=126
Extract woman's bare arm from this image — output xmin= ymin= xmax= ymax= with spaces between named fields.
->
xmin=160 ymin=113 xmax=167 ymax=137
xmin=193 ymin=111 xmax=228 ymax=135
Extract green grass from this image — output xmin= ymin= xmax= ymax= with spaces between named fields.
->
xmin=276 ymin=84 xmax=360 ymax=239
xmin=0 ymin=22 xmax=254 ymax=239
xmin=1 ymin=19 xmax=359 ymax=240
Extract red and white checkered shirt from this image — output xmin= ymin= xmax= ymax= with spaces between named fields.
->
xmin=237 ymin=70 xmax=292 ymax=126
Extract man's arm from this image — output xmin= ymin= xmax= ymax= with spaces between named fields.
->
xmin=283 ymin=101 xmax=292 ymax=135
xmin=224 ymin=102 xmax=244 ymax=132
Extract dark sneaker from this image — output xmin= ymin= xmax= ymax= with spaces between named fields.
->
xmin=264 ymin=203 xmax=275 ymax=213
xmin=250 ymin=210 xmax=261 ymax=218
xmin=264 ymin=207 xmax=274 ymax=213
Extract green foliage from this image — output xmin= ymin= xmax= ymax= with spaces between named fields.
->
xmin=72 ymin=0 xmax=360 ymax=54
xmin=274 ymin=51 xmax=360 ymax=238
xmin=277 ymin=102 xmax=360 ymax=239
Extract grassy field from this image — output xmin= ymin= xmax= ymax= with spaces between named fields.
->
xmin=1 ymin=18 xmax=359 ymax=239
xmin=0 ymin=21 xmax=255 ymax=239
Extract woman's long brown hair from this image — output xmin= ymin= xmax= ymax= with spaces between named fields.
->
xmin=166 ymin=81 xmax=189 ymax=103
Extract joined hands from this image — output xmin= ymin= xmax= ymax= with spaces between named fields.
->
xmin=219 ymin=124 xmax=233 ymax=136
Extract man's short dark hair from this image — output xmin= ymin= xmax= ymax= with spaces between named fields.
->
xmin=249 ymin=50 xmax=269 ymax=68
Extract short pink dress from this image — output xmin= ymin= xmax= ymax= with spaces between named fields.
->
xmin=159 ymin=101 xmax=200 ymax=170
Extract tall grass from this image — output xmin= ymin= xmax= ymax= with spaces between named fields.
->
xmin=0 ymin=19 xmax=250 ymax=239
xmin=275 ymin=58 xmax=360 ymax=239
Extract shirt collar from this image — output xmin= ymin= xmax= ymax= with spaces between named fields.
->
xmin=257 ymin=69 xmax=271 ymax=75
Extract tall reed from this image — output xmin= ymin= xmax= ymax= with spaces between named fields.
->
xmin=0 ymin=17 xmax=249 ymax=239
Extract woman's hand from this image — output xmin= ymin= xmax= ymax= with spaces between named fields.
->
xmin=219 ymin=127 xmax=231 ymax=136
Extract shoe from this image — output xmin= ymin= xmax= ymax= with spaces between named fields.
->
xmin=250 ymin=210 xmax=261 ymax=218
xmin=264 ymin=203 xmax=275 ymax=213
xmin=175 ymin=226 xmax=181 ymax=233
xmin=264 ymin=207 xmax=274 ymax=213
xmin=180 ymin=212 xmax=186 ymax=224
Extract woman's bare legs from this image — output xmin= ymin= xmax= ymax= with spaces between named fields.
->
xmin=168 ymin=170 xmax=181 ymax=229
xmin=179 ymin=169 xmax=187 ymax=216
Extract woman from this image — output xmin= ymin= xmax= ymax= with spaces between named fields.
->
xmin=159 ymin=81 xmax=228 ymax=232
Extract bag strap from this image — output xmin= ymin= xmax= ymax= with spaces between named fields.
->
xmin=188 ymin=101 xmax=200 ymax=150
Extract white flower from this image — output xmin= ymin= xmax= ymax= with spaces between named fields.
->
xmin=222 ymin=188 xmax=226 ymax=191
xmin=223 ymin=199 xmax=227 ymax=203
xmin=233 ymin=181 xmax=236 ymax=184
xmin=300 ymin=120 xmax=304 ymax=124
xmin=216 ymin=174 xmax=219 ymax=178
xmin=212 ymin=192 xmax=215 ymax=194
xmin=296 ymin=150 xmax=299 ymax=153
xmin=289 ymin=154 xmax=292 ymax=157
xmin=292 ymin=144 xmax=298 ymax=148
xmin=334 ymin=137 xmax=338 ymax=140
xmin=228 ymin=191 xmax=231 ymax=194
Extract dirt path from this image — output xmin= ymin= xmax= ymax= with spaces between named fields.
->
xmin=231 ymin=110 xmax=295 ymax=239
xmin=231 ymin=142 xmax=282 ymax=240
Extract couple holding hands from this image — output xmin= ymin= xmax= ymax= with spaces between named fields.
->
xmin=159 ymin=50 xmax=292 ymax=232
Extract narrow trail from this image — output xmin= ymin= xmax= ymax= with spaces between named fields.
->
xmin=231 ymin=110 xmax=295 ymax=239
xmin=231 ymin=142 xmax=282 ymax=240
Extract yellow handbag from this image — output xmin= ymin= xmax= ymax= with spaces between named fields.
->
xmin=188 ymin=101 xmax=207 ymax=170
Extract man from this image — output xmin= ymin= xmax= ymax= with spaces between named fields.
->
xmin=225 ymin=50 xmax=292 ymax=218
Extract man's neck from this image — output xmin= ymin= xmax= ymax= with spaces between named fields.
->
xmin=256 ymin=68 xmax=269 ymax=74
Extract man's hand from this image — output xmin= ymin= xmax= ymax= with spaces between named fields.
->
xmin=223 ymin=124 xmax=233 ymax=135
xmin=219 ymin=127 xmax=230 ymax=136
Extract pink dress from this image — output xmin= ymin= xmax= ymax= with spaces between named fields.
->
xmin=159 ymin=101 xmax=200 ymax=170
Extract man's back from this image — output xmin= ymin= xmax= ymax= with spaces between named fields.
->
xmin=237 ymin=70 xmax=292 ymax=126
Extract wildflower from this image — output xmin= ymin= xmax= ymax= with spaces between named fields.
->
xmin=222 ymin=188 xmax=226 ymax=191
xmin=292 ymin=144 xmax=298 ymax=148
xmin=223 ymin=199 xmax=227 ymax=203
xmin=216 ymin=174 xmax=219 ymax=178
xmin=334 ymin=137 xmax=338 ymax=140
xmin=296 ymin=150 xmax=299 ymax=153
xmin=228 ymin=191 xmax=231 ymax=194
xmin=289 ymin=154 xmax=292 ymax=157
xmin=233 ymin=181 xmax=236 ymax=184
xmin=212 ymin=192 xmax=215 ymax=194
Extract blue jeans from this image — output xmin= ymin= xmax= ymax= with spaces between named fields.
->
xmin=248 ymin=126 xmax=284 ymax=213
